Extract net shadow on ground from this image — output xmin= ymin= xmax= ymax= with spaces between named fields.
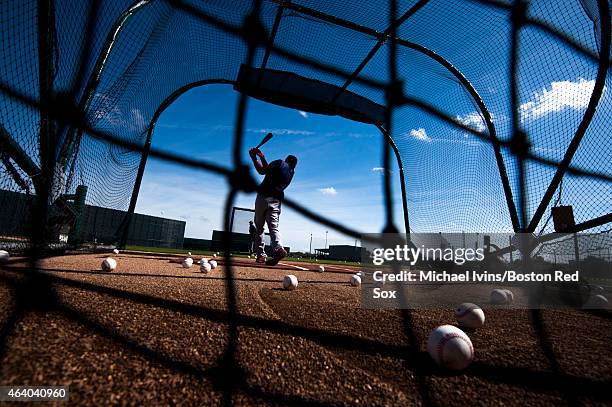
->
xmin=24 ymin=265 xmax=353 ymax=285
xmin=1 ymin=266 xmax=610 ymax=404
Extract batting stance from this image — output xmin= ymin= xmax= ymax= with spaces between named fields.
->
xmin=249 ymin=140 xmax=297 ymax=266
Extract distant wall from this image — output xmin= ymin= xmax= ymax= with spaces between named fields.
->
xmin=0 ymin=189 xmax=32 ymax=238
xmin=183 ymin=237 xmax=212 ymax=251
xmin=328 ymin=245 xmax=364 ymax=261
xmin=0 ymin=189 xmax=185 ymax=248
xmin=212 ymin=230 xmax=251 ymax=252
xmin=80 ymin=206 xmax=185 ymax=248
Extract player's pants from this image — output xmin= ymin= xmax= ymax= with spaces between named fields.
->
xmin=254 ymin=193 xmax=282 ymax=256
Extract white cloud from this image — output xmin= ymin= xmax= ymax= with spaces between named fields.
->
xmin=346 ymin=132 xmax=376 ymax=138
xmin=130 ymin=108 xmax=146 ymax=132
xmin=317 ymin=187 xmax=337 ymax=196
xmin=532 ymin=146 xmax=562 ymax=154
xmin=322 ymin=131 xmax=376 ymax=138
xmin=408 ymin=128 xmax=431 ymax=142
xmin=520 ymin=78 xmax=601 ymax=121
xmin=298 ymin=110 xmax=309 ymax=118
xmin=91 ymin=92 xmax=121 ymax=126
xmin=371 ymin=167 xmax=393 ymax=174
xmin=90 ymin=93 xmax=146 ymax=133
xmin=456 ymin=111 xmax=486 ymax=133
xmin=248 ymin=128 xmax=315 ymax=136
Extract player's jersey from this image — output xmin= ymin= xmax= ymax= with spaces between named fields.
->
xmin=259 ymin=159 xmax=294 ymax=200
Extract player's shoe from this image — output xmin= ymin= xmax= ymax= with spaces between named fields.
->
xmin=255 ymin=255 xmax=266 ymax=264
xmin=265 ymin=246 xmax=287 ymax=266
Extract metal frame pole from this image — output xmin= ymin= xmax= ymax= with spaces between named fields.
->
xmin=34 ymin=0 xmax=56 ymax=252
xmin=378 ymin=125 xmax=411 ymax=241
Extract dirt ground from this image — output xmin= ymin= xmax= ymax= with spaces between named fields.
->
xmin=0 ymin=252 xmax=611 ymax=406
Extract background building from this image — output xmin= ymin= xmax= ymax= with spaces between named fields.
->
xmin=317 ymin=244 xmax=365 ymax=262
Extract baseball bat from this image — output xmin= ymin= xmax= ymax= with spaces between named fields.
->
xmin=255 ymin=132 xmax=273 ymax=149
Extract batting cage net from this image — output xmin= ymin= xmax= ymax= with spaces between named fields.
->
xmin=0 ymin=0 xmax=611 ymax=404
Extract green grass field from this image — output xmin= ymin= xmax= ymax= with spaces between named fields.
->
xmin=125 ymin=245 xmax=360 ymax=266
xmin=126 ymin=246 xmax=217 ymax=256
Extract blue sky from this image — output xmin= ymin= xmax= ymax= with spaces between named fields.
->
xmin=135 ymin=84 xmax=405 ymax=251
xmin=127 ymin=1 xmax=610 ymax=251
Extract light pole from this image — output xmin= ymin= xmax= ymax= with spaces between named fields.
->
xmin=309 ymin=233 xmax=312 ymax=259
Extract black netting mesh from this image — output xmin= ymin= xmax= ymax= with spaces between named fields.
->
xmin=2 ymin=0 xmax=609 ymax=241
xmin=0 ymin=0 xmax=611 ymax=403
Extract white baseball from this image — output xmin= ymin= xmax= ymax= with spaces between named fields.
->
xmin=427 ymin=325 xmax=474 ymax=370
xmin=455 ymin=303 xmax=485 ymax=329
xmin=112 ymin=248 xmax=119 ymax=255
xmin=199 ymin=258 xmax=209 ymax=265
xmin=209 ymin=260 xmax=217 ymax=269
xmin=490 ymin=289 xmax=508 ymax=305
xmin=350 ymin=274 xmax=361 ymax=287
xmin=318 ymin=265 xmax=325 ymax=272
xmin=283 ymin=275 xmax=298 ymax=290
xmin=182 ymin=258 xmax=193 ymax=268
xmin=187 ymin=252 xmax=192 ymax=256
xmin=503 ymin=289 xmax=514 ymax=303
xmin=200 ymin=262 xmax=212 ymax=274
xmin=356 ymin=271 xmax=364 ymax=278
xmin=0 ymin=250 xmax=9 ymax=262
xmin=102 ymin=257 xmax=117 ymax=272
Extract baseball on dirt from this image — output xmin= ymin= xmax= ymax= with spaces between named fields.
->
xmin=283 ymin=274 xmax=298 ymax=290
xmin=427 ymin=325 xmax=474 ymax=370
xmin=209 ymin=260 xmax=217 ymax=269
xmin=182 ymin=258 xmax=193 ymax=268
xmin=490 ymin=289 xmax=508 ymax=304
xmin=112 ymin=248 xmax=119 ymax=255
xmin=318 ymin=265 xmax=325 ymax=272
xmin=187 ymin=252 xmax=192 ymax=256
xmin=101 ymin=257 xmax=117 ymax=272
xmin=350 ymin=274 xmax=361 ymax=287
xmin=200 ymin=261 xmax=212 ymax=273
xmin=455 ymin=303 xmax=485 ymax=329
xmin=0 ymin=250 xmax=9 ymax=263
xmin=199 ymin=258 xmax=208 ymax=264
